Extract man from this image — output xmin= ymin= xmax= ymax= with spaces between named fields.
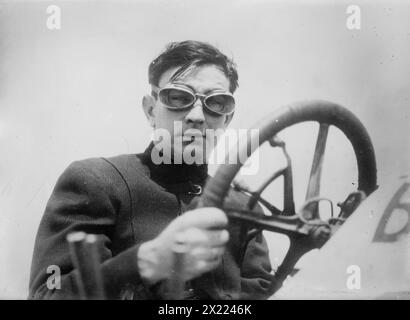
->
xmin=29 ymin=40 xmax=276 ymax=299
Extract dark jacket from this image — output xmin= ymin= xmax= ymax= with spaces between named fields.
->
xmin=29 ymin=144 xmax=276 ymax=299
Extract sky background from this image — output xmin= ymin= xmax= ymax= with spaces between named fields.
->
xmin=0 ymin=0 xmax=409 ymax=298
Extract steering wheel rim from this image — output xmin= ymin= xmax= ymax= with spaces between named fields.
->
xmin=198 ymin=100 xmax=378 ymax=209
xmin=183 ymin=100 xmax=379 ymax=298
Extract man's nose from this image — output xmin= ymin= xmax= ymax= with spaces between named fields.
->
xmin=185 ymin=100 xmax=205 ymax=124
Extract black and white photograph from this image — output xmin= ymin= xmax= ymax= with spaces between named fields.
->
xmin=0 ymin=0 xmax=409 ymax=302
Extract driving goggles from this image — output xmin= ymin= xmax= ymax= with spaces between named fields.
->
xmin=152 ymin=85 xmax=235 ymax=116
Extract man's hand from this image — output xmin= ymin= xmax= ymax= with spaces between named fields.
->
xmin=137 ymin=208 xmax=229 ymax=285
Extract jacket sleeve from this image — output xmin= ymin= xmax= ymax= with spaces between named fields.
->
xmin=239 ymin=231 xmax=278 ymax=299
xmin=238 ymin=199 xmax=278 ymax=300
xmin=28 ymin=159 xmax=152 ymax=300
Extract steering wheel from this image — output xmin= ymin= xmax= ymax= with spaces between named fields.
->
xmin=197 ymin=100 xmax=378 ymax=293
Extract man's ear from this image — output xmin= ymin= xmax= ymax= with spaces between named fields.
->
xmin=142 ymin=94 xmax=156 ymax=128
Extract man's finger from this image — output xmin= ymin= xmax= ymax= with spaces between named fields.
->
xmin=178 ymin=208 xmax=228 ymax=230
xmin=196 ymin=256 xmax=223 ymax=274
xmin=181 ymin=228 xmax=229 ymax=247
xmin=190 ymin=246 xmax=225 ymax=261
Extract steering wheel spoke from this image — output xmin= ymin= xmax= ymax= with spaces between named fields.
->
xmin=223 ymin=207 xmax=309 ymax=236
xmin=303 ymin=123 xmax=330 ymax=219
xmin=232 ymin=181 xmax=283 ymax=216
xmin=306 ymin=123 xmax=329 ymax=200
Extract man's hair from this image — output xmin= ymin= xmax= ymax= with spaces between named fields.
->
xmin=148 ymin=40 xmax=239 ymax=93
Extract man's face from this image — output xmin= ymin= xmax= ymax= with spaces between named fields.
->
xmin=144 ymin=64 xmax=233 ymax=164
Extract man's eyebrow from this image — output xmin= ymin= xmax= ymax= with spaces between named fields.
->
xmin=171 ymin=81 xmax=227 ymax=94
xmin=171 ymin=81 xmax=195 ymax=91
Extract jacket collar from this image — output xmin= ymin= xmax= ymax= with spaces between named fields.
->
xmin=140 ymin=142 xmax=208 ymax=193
